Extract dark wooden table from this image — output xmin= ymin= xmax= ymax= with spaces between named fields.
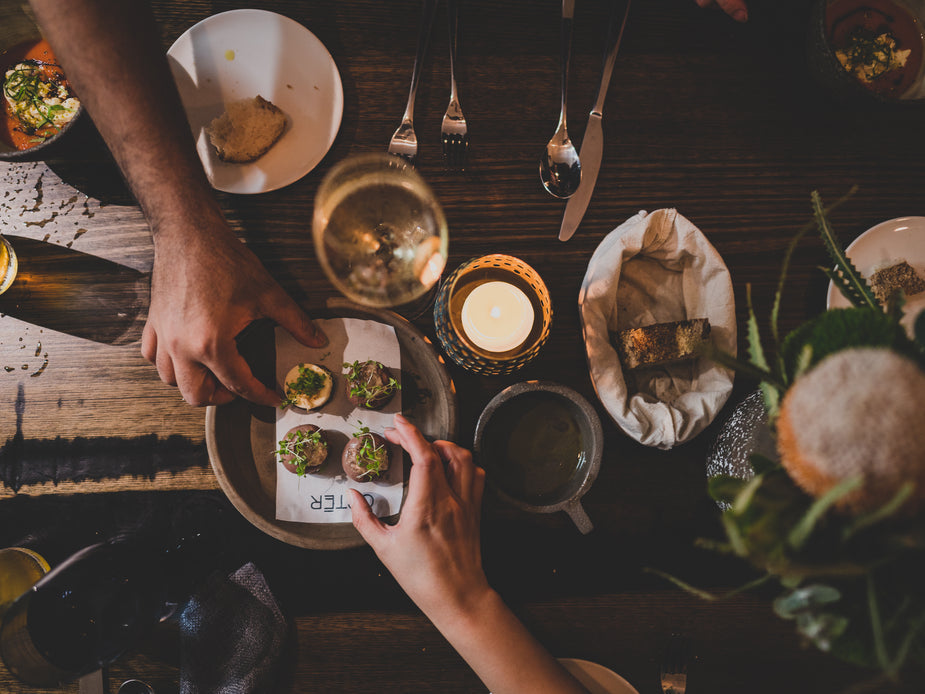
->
xmin=2 ymin=0 xmax=923 ymax=691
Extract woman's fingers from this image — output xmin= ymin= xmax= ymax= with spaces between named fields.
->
xmin=349 ymin=488 xmax=387 ymax=546
xmin=391 ymin=414 xmax=447 ymax=507
xmin=434 ymin=440 xmax=483 ymax=506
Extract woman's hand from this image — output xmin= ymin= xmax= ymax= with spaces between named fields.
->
xmin=350 ymin=415 xmax=589 ymax=694
xmin=349 ymin=413 xmax=490 ymax=621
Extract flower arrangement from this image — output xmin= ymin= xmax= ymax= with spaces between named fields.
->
xmin=657 ymin=191 xmax=925 ymax=682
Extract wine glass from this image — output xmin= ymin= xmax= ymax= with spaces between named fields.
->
xmin=312 ymin=153 xmax=448 ymax=314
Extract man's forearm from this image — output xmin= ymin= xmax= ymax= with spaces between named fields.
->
xmin=29 ymin=0 xmax=222 ymax=237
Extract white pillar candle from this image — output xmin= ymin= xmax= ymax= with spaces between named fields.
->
xmin=460 ymin=281 xmax=535 ymax=353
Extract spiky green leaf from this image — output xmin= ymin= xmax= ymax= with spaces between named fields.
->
xmin=812 ymin=190 xmax=880 ymax=310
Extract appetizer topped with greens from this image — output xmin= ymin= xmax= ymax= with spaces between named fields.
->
xmin=342 ymin=423 xmax=390 ymax=482
xmin=282 ymin=362 xmax=334 ymax=410
xmin=276 ymin=424 xmax=329 ymax=476
xmin=343 ymin=359 xmax=400 ymax=409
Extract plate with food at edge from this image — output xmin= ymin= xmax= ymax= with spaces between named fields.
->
xmin=205 ymin=298 xmax=458 ymax=550
xmin=826 ymin=216 xmax=925 ymax=338
xmin=166 ymin=8 xmax=343 ymax=194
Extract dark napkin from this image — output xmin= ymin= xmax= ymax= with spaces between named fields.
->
xmin=178 ymin=562 xmax=287 ymax=694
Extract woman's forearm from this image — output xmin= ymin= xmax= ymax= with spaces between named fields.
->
xmin=427 ymin=587 xmax=589 ymax=694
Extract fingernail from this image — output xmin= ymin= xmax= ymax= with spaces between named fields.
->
xmin=312 ymin=325 xmax=329 ymax=346
xmin=394 ymin=413 xmax=409 ymax=425
xmin=734 ymin=9 xmax=747 ymax=22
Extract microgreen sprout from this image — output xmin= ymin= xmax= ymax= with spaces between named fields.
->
xmin=343 ymin=360 xmax=400 ymax=408
xmin=274 ymin=428 xmax=325 ymax=476
xmin=280 ymin=363 xmax=330 ymax=409
xmin=3 ymin=60 xmax=77 ymax=137
xmin=351 ymin=422 xmax=388 ymax=479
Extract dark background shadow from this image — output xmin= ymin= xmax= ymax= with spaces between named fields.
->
xmin=0 ymin=235 xmax=148 ymax=345
xmin=42 ymin=115 xmax=136 ymax=206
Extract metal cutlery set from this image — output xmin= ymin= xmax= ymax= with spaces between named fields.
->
xmin=388 ymin=0 xmax=468 ymax=170
xmin=557 ymin=0 xmax=632 ymax=241
xmin=389 ymin=0 xmax=631 ymax=239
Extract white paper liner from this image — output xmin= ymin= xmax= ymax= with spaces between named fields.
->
xmin=579 ymin=209 xmax=737 ymax=449
xmin=274 ymin=318 xmax=403 ymax=522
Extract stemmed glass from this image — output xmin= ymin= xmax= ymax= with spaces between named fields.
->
xmin=312 ymin=153 xmax=448 ymax=314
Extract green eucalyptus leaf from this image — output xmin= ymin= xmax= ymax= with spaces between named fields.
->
xmin=749 ymin=454 xmax=779 ymax=476
xmin=759 ymin=381 xmax=780 ymax=420
xmin=732 ymin=473 xmax=766 ymax=515
xmin=693 ymin=537 xmax=735 ymax=554
xmin=722 ymin=514 xmax=749 ymax=557
xmin=771 ymin=215 xmax=818 ymax=347
xmin=708 ymin=475 xmax=748 ymax=503
xmin=793 ymin=343 xmax=814 ymax=380
xmin=788 ymin=476 xmax=863 ymax=550
xmin=795 ymin=612 xmax=849 ymax=651
xmin=746 ymin=285 xmax=770 ymax=372
xmin=701 ymin=343 xmax=782 ymax=389
xmin=843 ymin=483 xmax=916 ymax=540
xmin=774 ymin=584 xmax=842 ymax=618
xmin=642 ymin=568 xmax=721 ymax=601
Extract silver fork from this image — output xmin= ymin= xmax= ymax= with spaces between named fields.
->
xmin=388 ymin=0 xmax=438 ymax=165
xmin=659 ymin=634 xmax=689 ymax=694
xmin=441 ymin=0 xmax=468 ymax=170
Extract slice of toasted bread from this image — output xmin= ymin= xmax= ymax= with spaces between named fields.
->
xmin=613 ymin=318 xmax=711 ymax=371
xmin=868 ymin=260 xmax=925 ymax=306
xmin=206 ymin=95 xmax=287 ymax=163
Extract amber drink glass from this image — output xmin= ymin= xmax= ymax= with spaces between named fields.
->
xmin=312 ymin=153 xmax=448 ymax=312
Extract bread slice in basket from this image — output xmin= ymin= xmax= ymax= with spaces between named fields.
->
xmin=613 ymin=318 xmax=711 ymax=371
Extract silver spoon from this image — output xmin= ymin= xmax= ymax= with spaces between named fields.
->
xmin=540 ymin=0 xmax=581 ymax=199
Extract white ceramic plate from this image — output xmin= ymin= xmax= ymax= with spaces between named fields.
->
xmin=489 ymin=660 xmax=638 ymax=694
xmin=167 ymin=9 xmax=343 ymax=194
xmin=558 ymin=659 xmax=639 ymax=694
xmin=826 ymin=216 xmax=925 ymax=336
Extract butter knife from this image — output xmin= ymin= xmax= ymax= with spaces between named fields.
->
xmin=558 ymin=0 xmax=632 ymax=242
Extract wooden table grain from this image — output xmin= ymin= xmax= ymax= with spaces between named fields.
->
xmin=1 ymin=0 xmax=922 ymax=692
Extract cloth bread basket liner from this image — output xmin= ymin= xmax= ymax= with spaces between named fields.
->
xmin=579 ymin=209 xmax=737 ymax=449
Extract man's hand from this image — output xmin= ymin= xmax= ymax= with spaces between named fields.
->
xmin=28 ymin=0 xmax=328 ymax=408
xmin=141 ymin=217 xmax=327 ymax=407
xmin=694 ymin=0 xmax=748 ymax=23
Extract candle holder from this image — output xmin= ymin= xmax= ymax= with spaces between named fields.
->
xmin=434 ymin=255 xmax=553 ymax=376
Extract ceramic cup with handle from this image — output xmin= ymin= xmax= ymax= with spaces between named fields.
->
xmin=473 ymin=381 xmax=603 ymax=534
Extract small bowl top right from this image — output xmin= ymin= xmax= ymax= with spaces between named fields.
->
xmin=807 ymin=0 xmax=925 ymax=104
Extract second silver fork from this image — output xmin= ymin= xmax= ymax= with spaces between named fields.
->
xmin=441 ymin=0 xmax=468 ymax=170
xmin=389 ymin=0 xmax=438 ymax=165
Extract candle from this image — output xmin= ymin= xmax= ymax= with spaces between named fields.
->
xmin=460 ymin=281 xmax=535 ymax=353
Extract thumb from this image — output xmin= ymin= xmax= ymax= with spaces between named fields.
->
xmin=262 ymin=287 xmax=328 ymax=348
xmin=349 ymin=489 xmax=385 ymax=546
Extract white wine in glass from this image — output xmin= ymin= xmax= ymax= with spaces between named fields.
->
xmin=313 ymin=153 xmax=448 ymax=310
